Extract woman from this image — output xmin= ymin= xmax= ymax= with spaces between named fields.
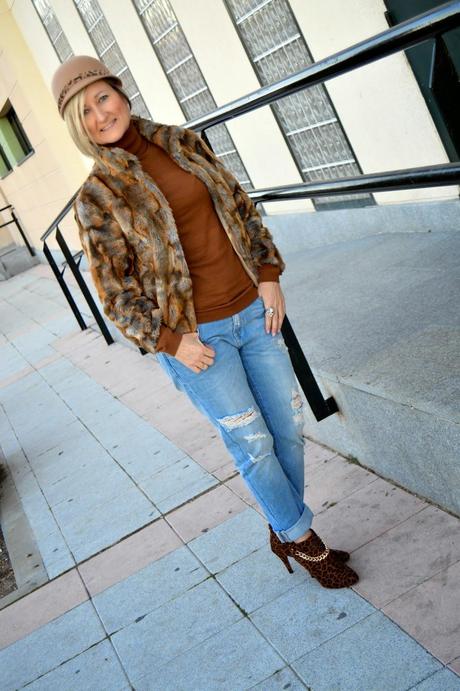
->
xmin=51 ymin=55 xmax=358 ymax=589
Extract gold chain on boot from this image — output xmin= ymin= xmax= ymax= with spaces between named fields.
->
xmin=294 ymin=546 xmax=330 ymax=562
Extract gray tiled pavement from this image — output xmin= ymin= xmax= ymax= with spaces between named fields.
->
xmin=1 ymin=600 xmax=108 ymax=690
xmin=291 ymin=611 xmax=444 ymax=690
xmin=0 ymin=329 xmax=217 ymax=566
xmin=134 ymin=618 xmax=284 ymax=691
xmin=23 ymin=639 xmax=130 ymax=691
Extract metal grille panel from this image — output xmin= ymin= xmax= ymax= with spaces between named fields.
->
xmin=32 ymin=0 xmax=73 ymax=62
xmin=226 ymin=0 xmax=372 ymax=207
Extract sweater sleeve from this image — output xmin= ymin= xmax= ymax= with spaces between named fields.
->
xmin=74 ymin=187 xmax=164 ymax=355
xmin=156 ymin=325 xmax=182 ymax=356
xmin=183 ymin=127 xmax=285 ymax=277
xmin=258 ymin=263 xmax=280 ymax=283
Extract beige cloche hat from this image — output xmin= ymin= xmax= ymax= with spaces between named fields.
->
xmin=51 ymin=55 xmax=122 ymax=118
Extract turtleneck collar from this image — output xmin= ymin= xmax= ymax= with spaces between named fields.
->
xmin=103 ymin=118 xmax=149 ymax=157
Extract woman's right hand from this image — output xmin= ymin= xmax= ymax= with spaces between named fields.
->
xmin=174 ymin=332 xmax=215 ymax=373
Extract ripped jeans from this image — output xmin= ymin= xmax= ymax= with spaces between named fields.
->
xmin=156 ymin=296 xmax=313 ymax=542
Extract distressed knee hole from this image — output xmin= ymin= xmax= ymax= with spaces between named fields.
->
xmin=244 ymin=432 xmax=267 ymax=442
xmin=291 ymin=390 xmax=303 ymax=410
xmin=218 ymin=406 xmax=259 ymax=430
xmin=291 ymin=389 xmax=304 ymax=426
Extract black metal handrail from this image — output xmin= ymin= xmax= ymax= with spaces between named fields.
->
xmin=249 ymin=162 xmax=460 ymax=204
xmin=0 ymin=204 xmax=35 ymax=256
xmin=185 ymin=1 xmax=460 ymax=133
xmin=42 ymin=223 xmax=115 ymax=346
xmin=39 ymin=1 xmax=460 ymax=421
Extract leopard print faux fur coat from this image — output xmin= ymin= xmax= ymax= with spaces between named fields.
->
xmin=74 ymin=115 xmax=285 ymax=354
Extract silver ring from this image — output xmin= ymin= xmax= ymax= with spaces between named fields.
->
xmin=265 ymin=307 xmax=275 ymax=317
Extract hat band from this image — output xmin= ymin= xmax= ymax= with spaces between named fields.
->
xmin=58 ymin=68 xmax=112 ymax=112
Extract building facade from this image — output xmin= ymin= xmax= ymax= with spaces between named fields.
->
xmin=0 ymin=0 xmax=457 ymax=253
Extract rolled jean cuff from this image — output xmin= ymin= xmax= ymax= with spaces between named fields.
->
xmin=276 ymin=505 xmax=314 ymax=543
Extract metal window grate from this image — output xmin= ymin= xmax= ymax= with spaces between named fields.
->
xmin=32 ymin=0 xmax=73 ymax=62
xmin=132 ymin=0 xmax=253 ymax=189
xmin=73 ymin=0 xmax=151 ymax=119
xmin=226 ymin=0 xmax=373 ymax=208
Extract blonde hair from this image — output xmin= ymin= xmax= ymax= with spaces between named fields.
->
xmin=63 ymin=79 xmax=131 ymax=162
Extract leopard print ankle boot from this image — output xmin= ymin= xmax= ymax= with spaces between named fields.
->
xmin=287 ymin=530 xmax=359 ymax=589
xmin=269 ymin=525 xmax=350 ymax=568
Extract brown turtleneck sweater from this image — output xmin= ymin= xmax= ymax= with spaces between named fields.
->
xmin=110 ymin=121 xmax=280 ymax=355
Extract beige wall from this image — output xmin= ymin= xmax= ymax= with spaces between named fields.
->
xmin=0 ymin=0 xmax=88 ymax=253
xmin=290 ymin=0 xmax=457 ymax=203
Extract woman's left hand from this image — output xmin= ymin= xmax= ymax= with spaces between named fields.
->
xmin=258 ymin=281 xmax=286 ymax=335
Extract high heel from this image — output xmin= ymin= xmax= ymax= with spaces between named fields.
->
xmin=269 ymin=525 xmax=358 ymax=589
xmin=269 ymin=524 xmax=293 ymax=573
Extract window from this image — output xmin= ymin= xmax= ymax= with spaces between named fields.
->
xmin=225 ymin=0 xmax=372 ymax=208
xmin=74 ymin=0 xmax=151 ymax=118
xmin=132 ymin=0 xmax=253 ymax=188
xmin=0 ymin=103 xmax=34 ymax=176
xmin=32 ymin=0 xmax=73 ymax=62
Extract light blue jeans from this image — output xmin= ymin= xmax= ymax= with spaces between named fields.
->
xmin=156 ymin=295 xmax=313 ymax=542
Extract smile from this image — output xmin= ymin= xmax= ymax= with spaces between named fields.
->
xmin=101 ymin=119 xmax=116 ymax=132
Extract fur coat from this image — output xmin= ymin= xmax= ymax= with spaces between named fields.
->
xmin=74 ymin=115 xmax=285 ymax=354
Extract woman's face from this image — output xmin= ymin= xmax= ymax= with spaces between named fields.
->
xmin=83 ymin=80 xmax=130 ymax=145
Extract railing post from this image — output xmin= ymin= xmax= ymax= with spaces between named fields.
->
xmin=281 ymin=316 xmax=339 ymax=421
xmin=11 ymin=210 xmax=35 ymax=257
xmin=55 ymin=227 xmax=114 ymax=345
xmin=0 ymin=205 xmax=35 ymax=257
xmin=43 ymin=240 xmax=87 ymax=331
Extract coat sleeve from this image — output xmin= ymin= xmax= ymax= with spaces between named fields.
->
xmin=74 ymin=188 xmax=163 ymax=355
xmin=184 ymin=128 xmax=285 ymax=276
